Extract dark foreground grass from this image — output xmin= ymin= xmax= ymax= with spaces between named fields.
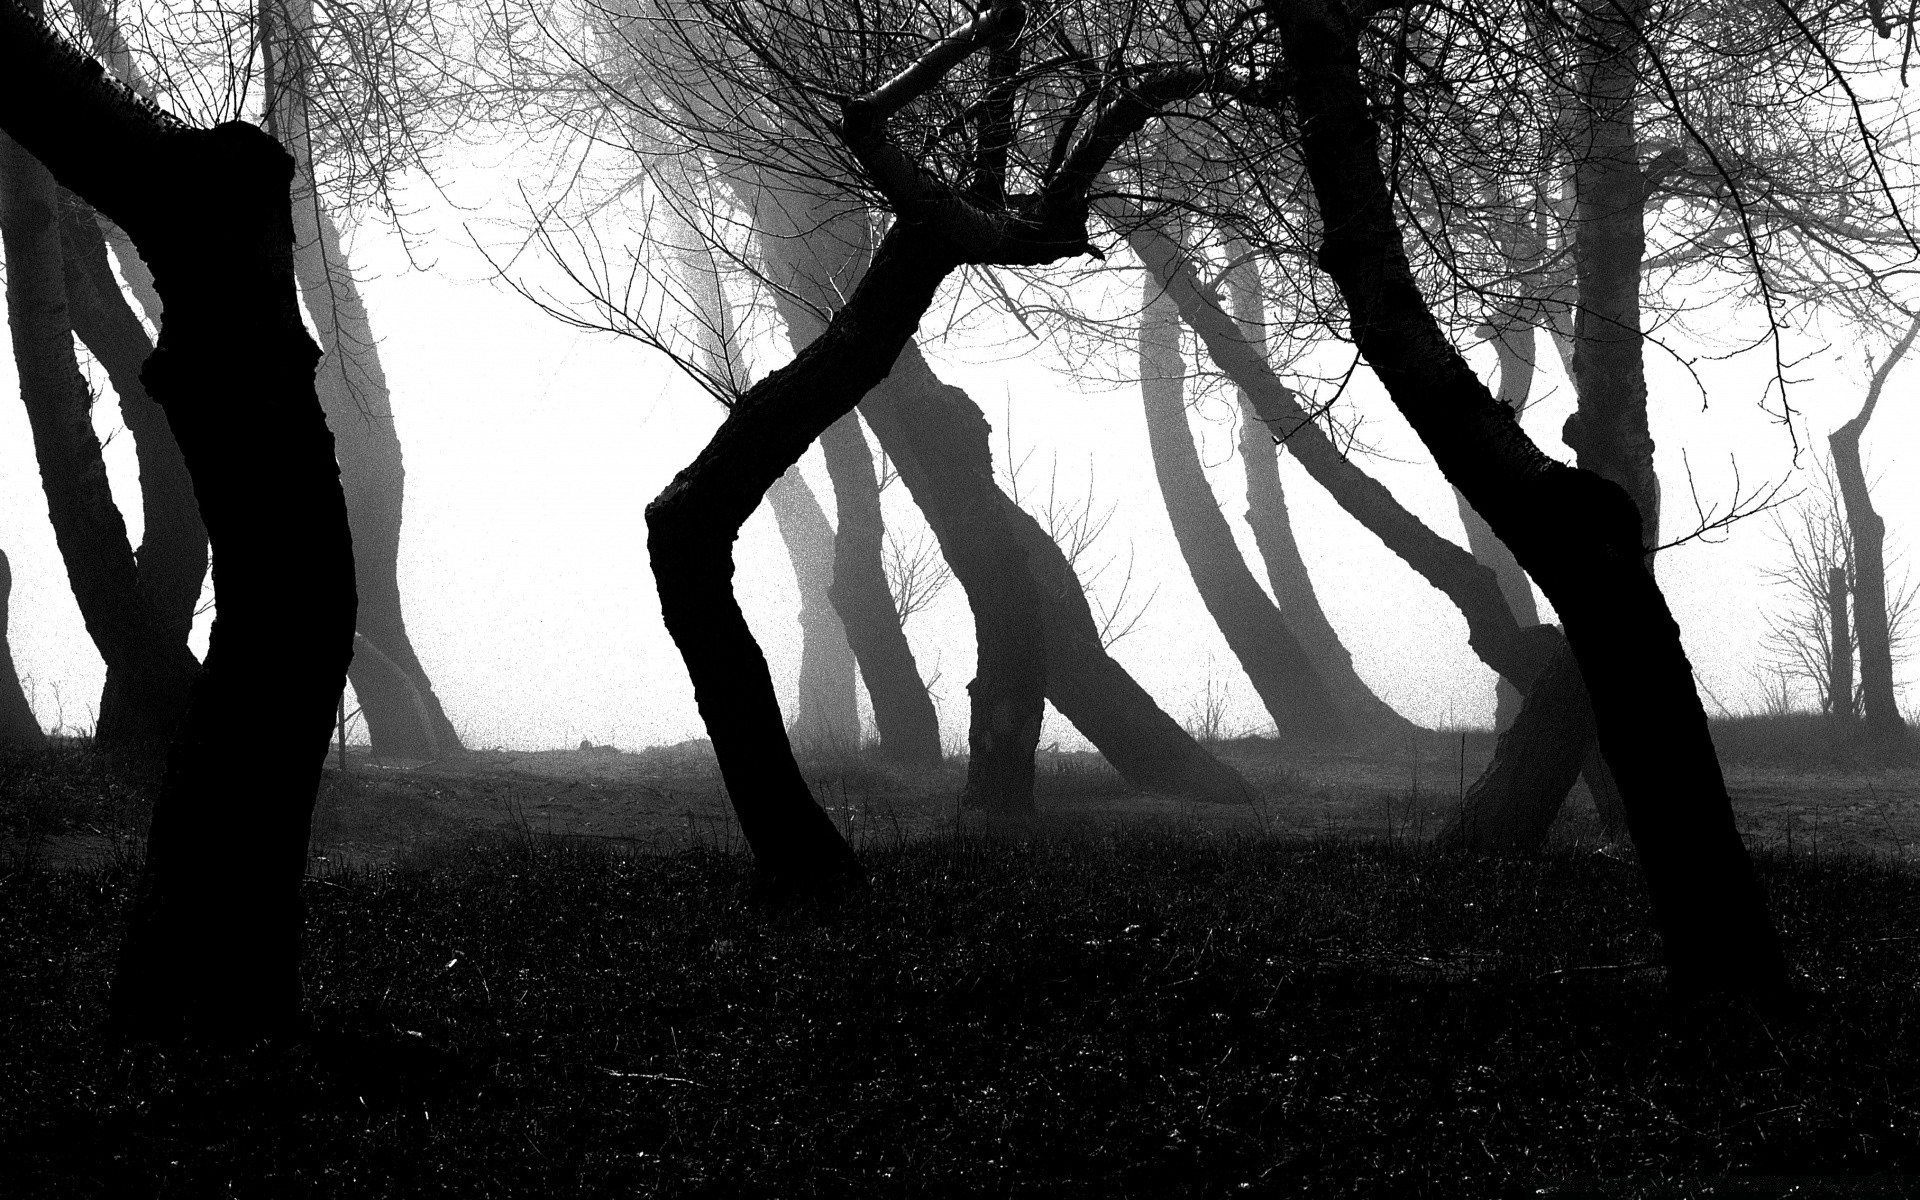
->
xmin=2 ymin=828 xmax=1918 ymax=1199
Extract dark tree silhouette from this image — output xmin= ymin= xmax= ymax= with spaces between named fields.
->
xmin=640 ymin=0 xmax=1273 ymax=875
xmin=0 ymin=0 xmax=356 ymax=1037
xmin=1271 ymin=0 xmax=1784 ymax=994
xmin=0 ymin=549 xmax=46 ymax=748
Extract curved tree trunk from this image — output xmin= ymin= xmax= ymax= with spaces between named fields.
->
xmin=647 ymin=224 xmax=953 ymax=891
xmin=263 ymin=0 xmax=461 ymax=760
xmin=1275 ymin=3 xmax=1784 ymax=994
xmin=1223 ymin=249 xmax=1416 ymax=741
xmin=765 ymin=467 xmax=863 ymax=755
xmin=0 ymin=132 xmax=199 ymax=750
xmin=659 ymin=195 xmax=866 ymax=757
xmin=0 ymin=549 xmax=45 ymax=747
xmin=1830 ymin=315 xmax=1920 ymax=750
xmin=57 ymin=190 xmax=208 ymax=740
xmin=755 ymin=191 xmax=944 ymax=768
xmin=1139 ymin=265 xmax=1351 ymax=744
xmin=863 ymin=340 xmax=1258 ymax=806
xmin=1 ymin=6 xmax=359 ymax=1037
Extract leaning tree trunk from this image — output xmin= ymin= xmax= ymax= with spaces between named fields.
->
xmin=754 ymin=196 xmax=945 ymax=768
xmin=647 ymin=224 xmax=957 ymax=891
xmin=57 ymin=190 xmax=208 ymax=741
xmin=0 ymin=549 xmax=45 ymax=747
xmin=863 ymin=340 xmax=1258 ymax=805
xmin=1830 ymin=315 xmax=1920 ymax=750
xmin=261 ymin=0 xmax=460 ymax=759
xmin=1138 ymin=260 xmax=1351 ymax=744
xmin=817 ymin=413 xmax=946 ymax=766
xmin=658 ymin=197 xmax=867 ymax=756
xmin=1222 ymin=247 xmax=1416 ymax=741
xmin=1457 ymin=318 xmax=1543 ymax=730
xmin=0 ymin=5 xmax=359 ymax=1037
xmin=851 ymin=346 xmax=1047 ymax=814
xmin=765 ymin=468 xmax=864 ymax=754
xmin=0 ymin=133 xmax=199 ymax=750
xmin=1275 ymin=2 xmax=1784 ymax=994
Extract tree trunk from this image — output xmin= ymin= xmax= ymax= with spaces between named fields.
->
xmin=1830 ymin=317 xmax=1919 ymax=750
xmin=764 ymin=467 xmax=863 ymax=755
xmin=862 ymin=340 xmax=1257 ymax=806
xmin=855 ymin=354 xmax=1046 ymax=814
xmin=57 ymin=189 xmax=208 ymax=740
xmin=1138 ymin=265 xmax=1351 ymax=744
xmin=648 ymin=223 xmax=954 ymax=890
xmin=1131 ymin=225 xmax=1555 ymax=688
xmin=0 ymin=549 xmax=45 ymax=747
xmin=0 ymin=6 xmax=360 ymax=1036
xmin=754 ymin=191 xmax=944 ymax=768
xmin=1275 ymin=2 xmax=1784 ymax=994
xmin=263 ymin=0 xmax=462 ymax=759
xmin=1562 ymin=0 xmax=1661 ymax=557
xmin=1456 ymin=321 xmax=1542 ymax=730
xmin=657 ymin=194 xmax=865 ymax=756
xmin=1223 ymin=248 xmax=1415 ymax=741
xmin=1828 ymin=565 xmax=1854 ymax=723
xmin=0 ymin=132 xmax=199 ymax=750
xmin=1436 ymin=637 xmax=1590 ymax=853
xmin=817 ymin=413 xmax=945 ymax=766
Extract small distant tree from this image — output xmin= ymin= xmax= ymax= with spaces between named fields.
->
xmin=1762 ymin=455 xmax=1917 ymax=722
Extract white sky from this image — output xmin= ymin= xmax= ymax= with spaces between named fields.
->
xmin=1 ymin=171 xmax=1916 ymax=753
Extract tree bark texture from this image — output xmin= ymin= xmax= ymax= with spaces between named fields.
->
xmin=647 ymin=224 xmax=958 ymax=890
xmin=1830 ymin=339 xmax=1915 ymax=747
xmin=263 ymin=0 xmax=462 ymax=759
xmin=1223 ymin=249 xmax=1415 ymax=741
xmin=0 ymin=549 xmax=46 ymax=747
xmin=1563 ymin=0 xmax=1661 ymax=556
xmin=0 ymin=132 xmax=199 ymax=750
xmin=863 ymin=341 xmax=1258 ymax=806
xmin=1276 ymin=2 xmax=1784 ymax=993
xmin=0 ymin=2 xmax=359 ymax=1037
xmin=57 ymin=190 xmax=208 ymax=740
xmin=764 ymin=467 xmax=864 ymax=754
xmin=1138 ymin=265 xmax=1351 ymax=744
xmin=756 ymin=190 xmax=944 ymax=767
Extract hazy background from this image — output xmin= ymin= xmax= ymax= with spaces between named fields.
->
xmin=1 ymin=164 xmax=1913 ymax=754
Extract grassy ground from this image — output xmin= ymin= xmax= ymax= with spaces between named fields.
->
xmin=3 ymin=797 xmax=1919 ymax=1197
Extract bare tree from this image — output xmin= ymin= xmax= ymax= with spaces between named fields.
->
xmin=0 ymin=0 xmax=357 ymax=1037
xmin=1269 ymin=0 xmax=1785 ymax=993
xmin=1829 ymin=314 xmax=1920 ymax=750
